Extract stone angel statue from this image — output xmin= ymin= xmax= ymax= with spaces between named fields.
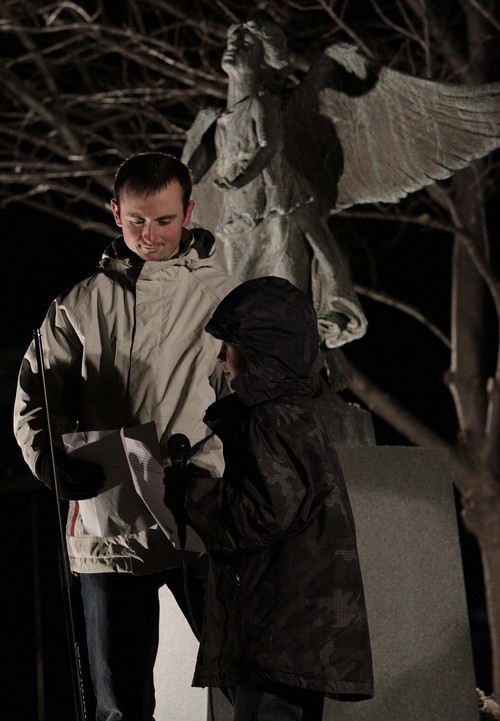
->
xmin=182 ymin=15 xmax=500 ymax=352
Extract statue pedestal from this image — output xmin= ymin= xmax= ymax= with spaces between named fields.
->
xmin=314 ymin=390 xmax=376 ymax=446
xmin=154 ymin=586 xmax=207 ymax=721
xmin=325 ymin=447 xmax=477 ymax=720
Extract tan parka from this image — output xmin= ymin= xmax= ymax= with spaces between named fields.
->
xmin=14 ymin=228 xmax=239 ymax=574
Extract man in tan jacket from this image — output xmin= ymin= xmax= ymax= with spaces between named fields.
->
xmin=14 ymin=152 xmax=239 ymax=720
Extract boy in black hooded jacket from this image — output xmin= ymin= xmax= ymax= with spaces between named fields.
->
xmin=164 ymin=276 xmax=373 ymax=721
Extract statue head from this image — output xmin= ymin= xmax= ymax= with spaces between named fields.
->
xmin=222 ymin=15 xmax=290 ymax=89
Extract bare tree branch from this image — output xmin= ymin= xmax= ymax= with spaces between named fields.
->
xmin=354 ymin=284 xmax=451 ymax=348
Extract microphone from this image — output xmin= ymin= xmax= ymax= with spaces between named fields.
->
xmin=166 ymin=433 xmax=191 ymax=469
xmin=166 ymin=433 xmax=191 ymax=550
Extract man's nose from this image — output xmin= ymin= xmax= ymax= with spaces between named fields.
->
xmin=142 ymin=221 xmax=158 ymax=242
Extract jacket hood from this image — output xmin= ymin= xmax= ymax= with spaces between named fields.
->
xmin=98 ymin=226 xmax=216 ymax=269
xmin=206 ymin=276 xmax=320 ymax=405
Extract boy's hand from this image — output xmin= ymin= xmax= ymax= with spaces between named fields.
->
xmin=163 ymin=463 xmax=211 ymax=515
xmin=37 ymin=448 xmax=105 ymax=500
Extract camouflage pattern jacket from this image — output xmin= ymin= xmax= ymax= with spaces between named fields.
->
xmin=183 ymin=277 xmax=374 ymax=700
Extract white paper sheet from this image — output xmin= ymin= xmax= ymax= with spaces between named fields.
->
xmin=62 ymin=423 xmax=204 ymax=552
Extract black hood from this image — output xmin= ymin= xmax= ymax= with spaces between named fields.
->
xmin=206 ymin=277 xmax=320 ymax=405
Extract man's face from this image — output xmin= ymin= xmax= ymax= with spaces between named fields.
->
xmin=217 ymin=342 xmax=248 ymax=385
xmin=111 ymin=180 xmax=194 ymax=262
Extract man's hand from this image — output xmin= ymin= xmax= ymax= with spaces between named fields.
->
xmin=38 ymin=448 xmax=105 ymax=500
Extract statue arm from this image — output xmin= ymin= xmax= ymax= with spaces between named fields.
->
xmin=215 ymin=93 xmax=281 ymax=190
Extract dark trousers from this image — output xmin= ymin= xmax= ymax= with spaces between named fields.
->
xmin=79 ymin=555 xmax=207 ymax=721
xmin=233 ymin=683 xmax=325 ymax=721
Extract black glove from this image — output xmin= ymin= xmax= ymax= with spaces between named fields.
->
xmin=37 ymin=448 xmax=106 ymax=501
xmin=163 ymin=463 xmax=211 ymax=520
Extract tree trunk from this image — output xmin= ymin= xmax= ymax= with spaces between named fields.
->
xmin=483 ymin=545 xmax=500 ymax=699
xmin=462 ymin=492 xmax=500 ymax=697
xmin=444 ymin=162 xmax=500 ymax=694
xmin=445 ymin=166 xmax=489 ymax=445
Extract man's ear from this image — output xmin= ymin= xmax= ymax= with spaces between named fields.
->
xmin=183 ymin=199 xmax=195 ymax=227
xmin=111 ymin=198 xmax=122 ymax=227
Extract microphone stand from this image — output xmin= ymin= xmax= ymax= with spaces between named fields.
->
xmin=33 ymin=329 xmax=87 ymax=721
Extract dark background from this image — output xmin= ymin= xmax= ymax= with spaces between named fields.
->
xmin=0 ymin=199 xmax=491 ymax=720
xmin=1 ymin=1 xmax=498 ymax=718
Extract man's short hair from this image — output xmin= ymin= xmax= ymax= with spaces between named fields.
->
xmin=114 ymin=152 xmax=192 ymax=212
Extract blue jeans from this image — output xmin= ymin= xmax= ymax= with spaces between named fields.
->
xmin=233 ymin=683 xmax=324 ymax=721
xmin=79 ymin=555 xmax=207 ymax=721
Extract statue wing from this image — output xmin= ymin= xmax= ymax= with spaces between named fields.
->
xmin=284 ymin=42 xmax=500 ymax=212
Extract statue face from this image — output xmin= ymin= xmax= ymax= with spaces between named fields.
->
xmin=222 ymin=24 xmax=264 ymax=74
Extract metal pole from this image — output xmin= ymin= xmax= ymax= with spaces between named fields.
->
xmin=33 ymin=329 xmax=87 ymax=721
xmin=30 ymin=491 xmax=45 ymax=721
